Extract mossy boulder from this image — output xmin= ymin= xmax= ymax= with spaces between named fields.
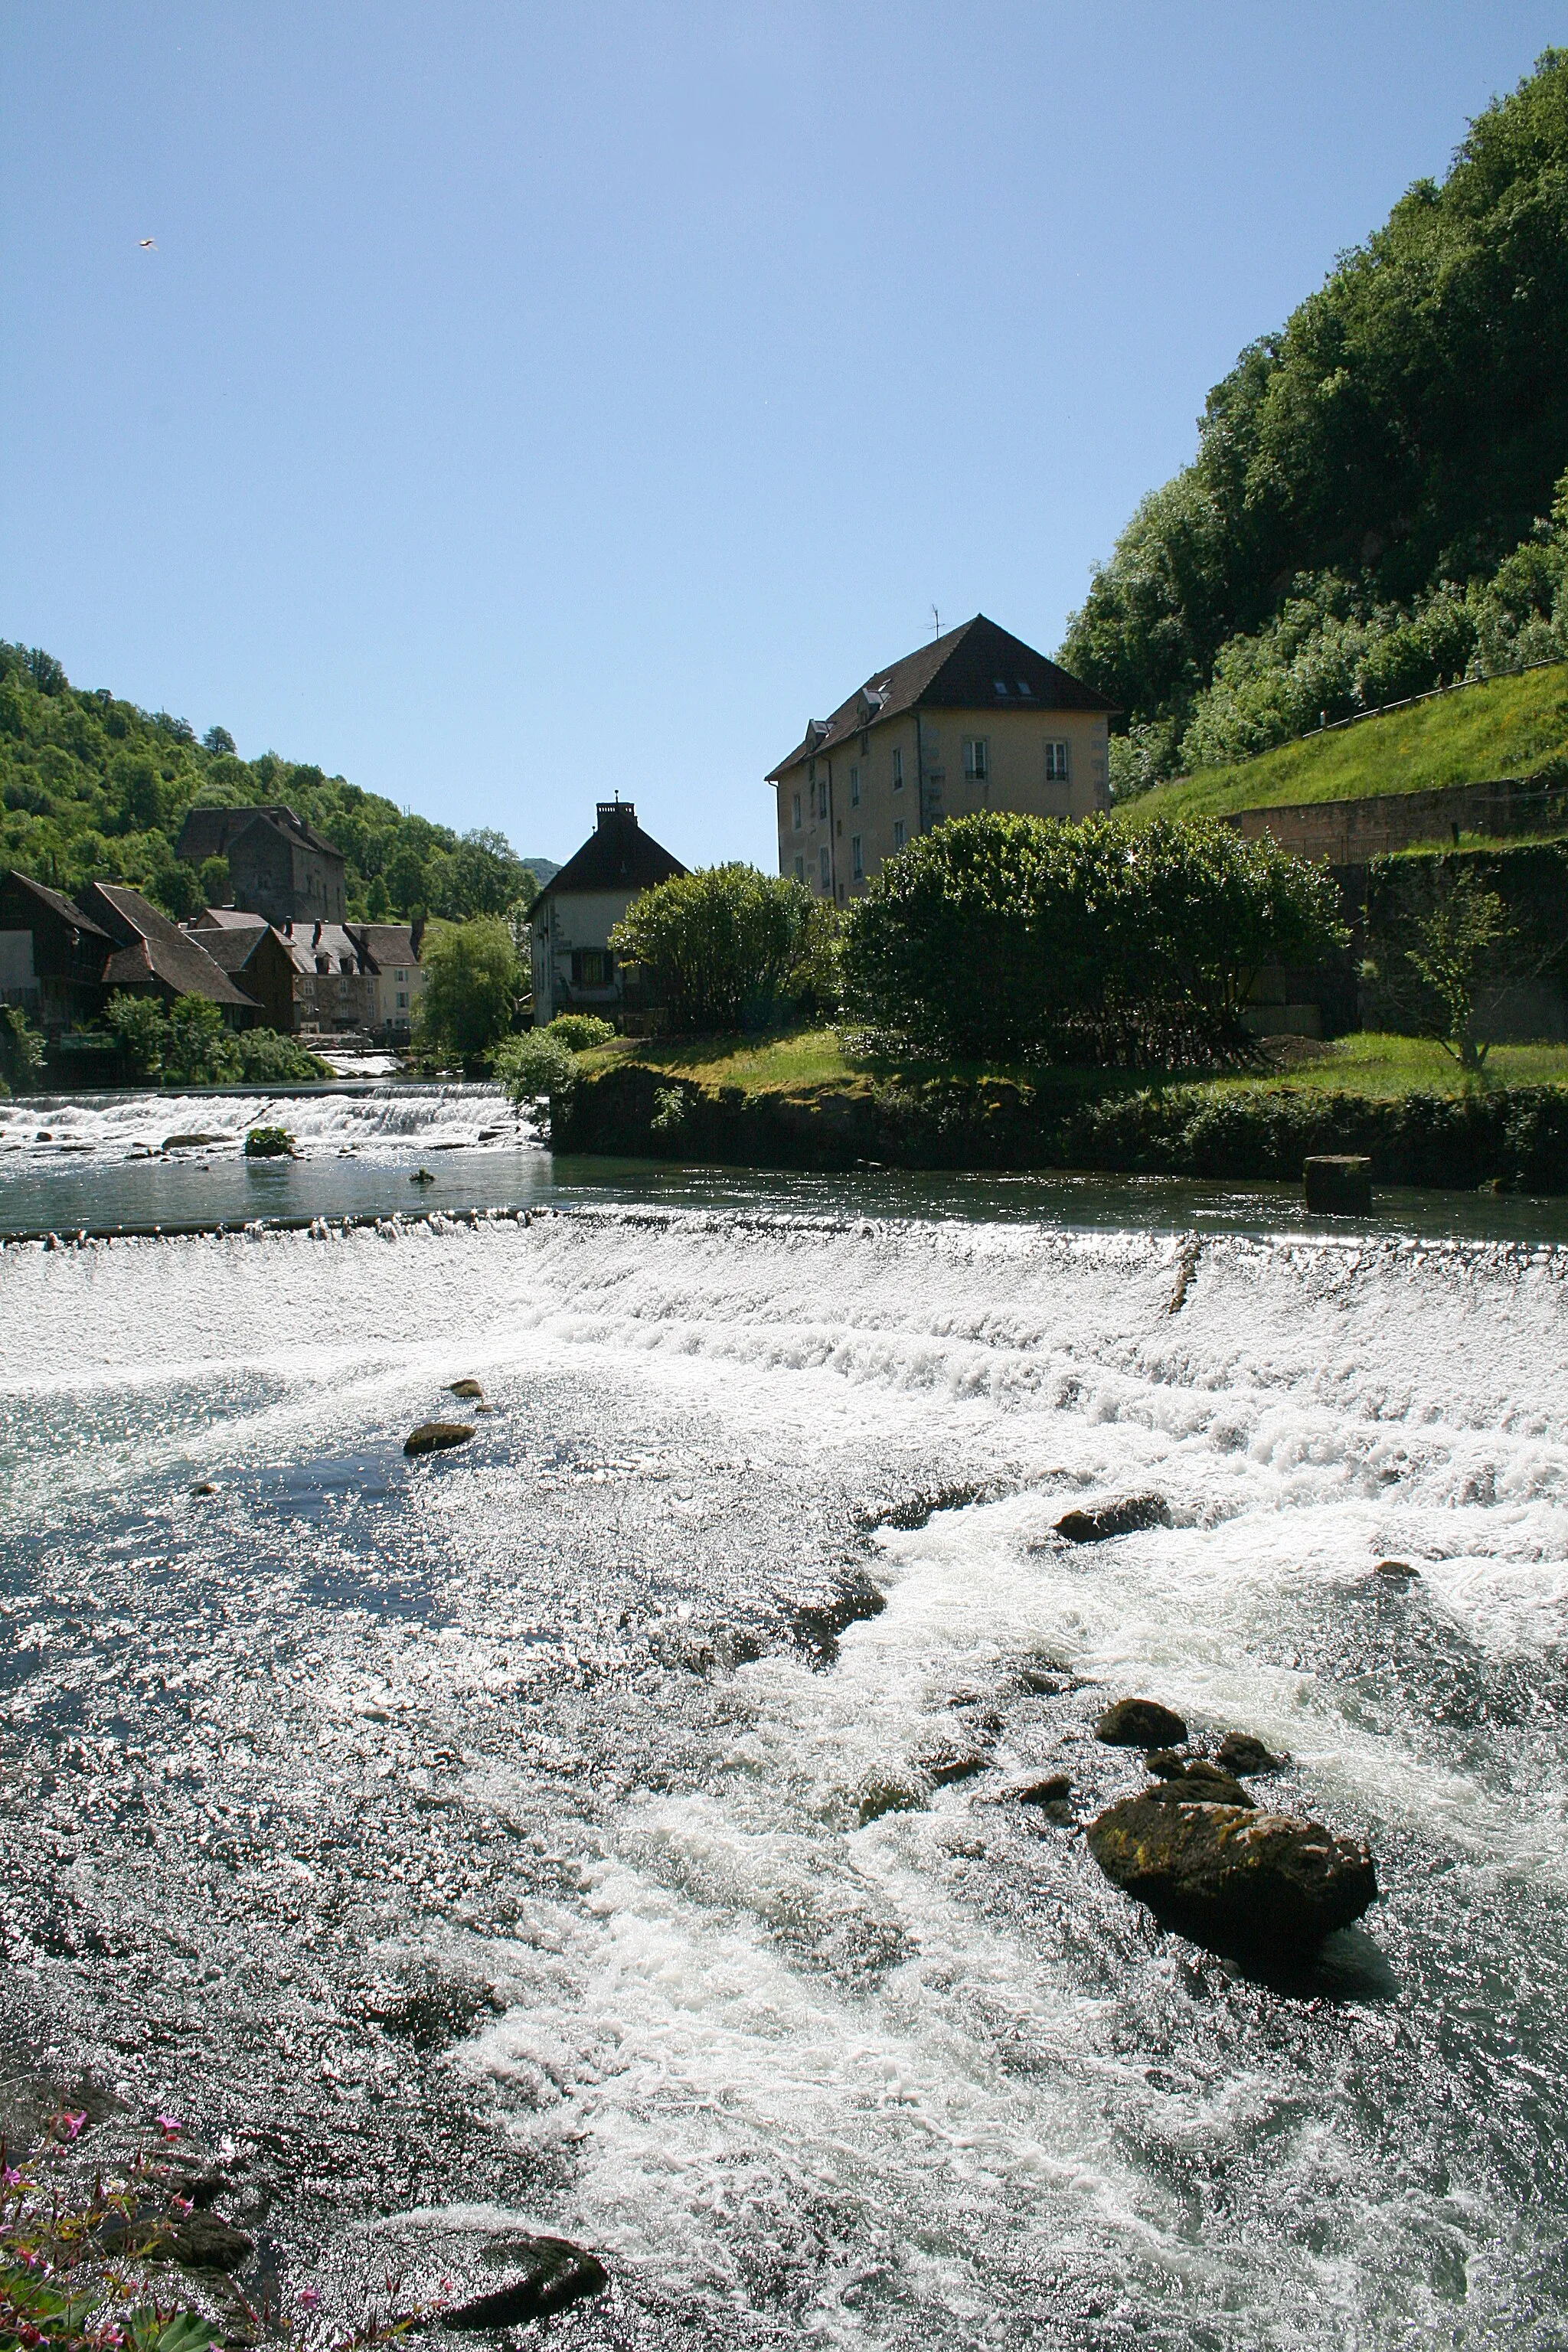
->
xmin=1086 ymin=1792 xmax=1377 ymax=1958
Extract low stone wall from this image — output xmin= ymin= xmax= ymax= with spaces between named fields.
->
xmin=1229 ymin=774 xmax=1568 ymax=861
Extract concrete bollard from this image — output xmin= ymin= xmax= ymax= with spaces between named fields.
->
xmin=1303 ymin=1155 xmax=1373 ymax=1215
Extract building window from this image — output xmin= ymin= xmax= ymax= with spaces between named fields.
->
xmin=396 ymin=969 xmax=407 ymax=983
xmin=792 ymin=791 xmax=802 ymax=831
xmin=849 ymin=765 xmax=860 ymax=805
xmin=851 ymin=834 xmax=863 ymax=879
xmin=794 ymin=854 xmax=805 ymax=880
xmin=571 ymin=948 xmax=611 ymax=986
xmin=1045 ymin=740 xmax=1070 ymax=781
xmin=818 ymin=779 xmax=828 ymax=819
xmin=893 ymin=819 xmax=905 ymax=851
xmin=396 ymin=990 xmax=407 ymax=1010
xmin=962 ymin=737 xmax=988 ymax=782
xmin=808 ymin=757 xmax=815 ymax=784
xmin=892 ymin=747 xmax=903 ymax=791
xmin=818 ymin=847 xmax=831 ymax=891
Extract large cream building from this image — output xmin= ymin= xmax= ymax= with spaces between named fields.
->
xmin=766 ymin=614 xmax=1116 ymax=902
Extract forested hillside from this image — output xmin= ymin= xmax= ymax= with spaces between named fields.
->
xmin=1061 ymin=51 xmax=1568 ymax=789
xmin=0 ymin=639 xmax=540 ymax=923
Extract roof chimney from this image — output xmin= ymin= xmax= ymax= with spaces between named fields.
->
xmin=596 ymin=799 xmax=635 ymax=831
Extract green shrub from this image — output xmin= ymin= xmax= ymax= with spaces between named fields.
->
xmin=494 ymin=1028 xmax=577 ymax=1106
xmin=0 ymin=1004 xmax=43 ymax=1093
xmin=546 ymin=1012 xmax=616 ymax=1050
xmin=414 ymin=916 xmax=522 ymax=1064
xmin=244 ymin=1125 xmax=296 ymax=1158
xmin=233 ymin=1026 xmax=332 ymax=1080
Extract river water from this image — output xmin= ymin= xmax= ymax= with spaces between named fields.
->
xmin=5 ymin=1087 xmax=1568 ymax=2347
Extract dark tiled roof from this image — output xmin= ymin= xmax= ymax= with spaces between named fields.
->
xmin=190 ymin=905 xmax=270 ymax=931
xmin=80 ymin=882 xmax=259 ymax=1006
xmin=765 ymin=614 xmax=1116 ymax=779
xmin=538 ymin=805 xmax=687 ymax=900
xmin=175 ymin=804 xmax=345 ymax=864
xmin=191 ymin=922 xmax=273 ymax=974
xmin=350 ymin=923 xmax=421 ymax=970
xmin=2 ymin=870 xmax=111 ymax=941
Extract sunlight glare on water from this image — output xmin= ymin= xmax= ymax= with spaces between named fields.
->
xmin=4 ymin=1197 xmax=1568 ymax=2346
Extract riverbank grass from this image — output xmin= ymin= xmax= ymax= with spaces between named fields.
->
xmin=583 ymin=1027 xmax=1568 ymax=1102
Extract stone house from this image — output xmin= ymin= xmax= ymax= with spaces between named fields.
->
xmin=530 ymin=802 xmax=686 ymax=1023
xmin=77 ymin=883 xmax=259 ymax=1021
xmin=349 ymin=923 xmax=427 ymax=1040
xmin=185 ymin=914 xmax=300 ymax=1033
xmin=766 ymin=614 xmax=1116 ymax=903
xmin=175 ymin=805 xmax=348 ymax=925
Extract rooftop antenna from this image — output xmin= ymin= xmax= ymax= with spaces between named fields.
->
xmin=930 ymin=604 xmax=942 ymax=639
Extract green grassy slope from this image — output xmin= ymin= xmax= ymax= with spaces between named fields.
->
xmin=1124 ymin=663 xmax=1568 ymax=827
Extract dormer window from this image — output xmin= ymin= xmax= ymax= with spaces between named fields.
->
xmin=993 ymin=680 xmax=1008 ymax=695
xmin=1017 ymin=680 xmax=1034 ymax=696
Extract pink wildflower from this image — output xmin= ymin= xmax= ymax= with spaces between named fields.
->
xmin=154 ymin=2115 xmax=181 ymax=2139
xmin=60 ymin=2111 xmax=87 ymax=2141
xmin=296 ymin=2289 xmax=322 ymax=2311
xmin=171 ymin=2194 xmax=193 ymax=2216
xmin=2 ymin=2164 xmax=25 ymax=2187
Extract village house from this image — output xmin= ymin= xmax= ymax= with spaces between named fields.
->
xmin=76 ymin=882 xmax=260 ymax=1021
xmin=766 ymin=614 xmax=1116 ymax=902
xmin=175 ymin=805 xmax=349 ymax=925
xmin=0 ymin=871 xmax=113 ymax=1035
xmin=188 ymin=910 xmax=426 ymax=1042
xmin=530 ymin=800 xmax=686 ymax=1024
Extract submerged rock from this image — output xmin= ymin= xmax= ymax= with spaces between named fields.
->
xmin=791 ymin=1573 xmax=887 ymax=1664
xmin=858 ymin=1777 xmax=923 ymax=1824
xmin=1087 ymin=1793 xmax=1377 ymax=1958
xmin=1374 ymin=1558 xmax=1419 ymax=1583
xmin=448 ymin=1377 xmax=485 ymax=1399
xmin=1054 ymin=1494 xmax=1170 ymax=1544
xmin=189 ymin=1481 xmax=218 ymax=1498
xmin=443 ymin=2233 xmax=609 ymax=2330
xmin=920 ymin=1750 xmax=987 ymax=1788
xmin=162 ymin=1132 xmax=226 ymax=1151
xmin=101 ymin=2206 xmax=253 ymax=2273
xmin=1216 ymin=1731 xmax=1288 ymax=1776
xmin=1096 ymin=1697 xmax=1188 ymax=1749
xmin=410 ymin=1167 xmax=436 ymax=1185
xmin=403 ymin=1420 xmax=476 ymax=1458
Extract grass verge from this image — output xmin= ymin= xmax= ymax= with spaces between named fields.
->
xmin=1124 ymin=664 xmax=1568 ymax=824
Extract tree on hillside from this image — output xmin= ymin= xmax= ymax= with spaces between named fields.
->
xmin=1063 ymin=49 xmax=1568 ymax=776
xmin=413 ymin=916 xmax=521 ymax=1066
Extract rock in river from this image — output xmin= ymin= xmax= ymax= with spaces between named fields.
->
xmin=443 ymin=2233 xmax=608 ymax=2330
xmin=1096 ymin=1697 xmax=1188 ymax=1749
xmin=448 ymin=1377 xmax=485 ymax=1399
xmin=403 ymin=1420 xmax=476 ymax=1458
xmin=1086 ymin=1792 xmax=1377 ymax=1959
xmin=1054 ymin=1494 xmax=1170 ymax=1544
xmin=1216 ymin=1730 xmax=1287 ymax=1776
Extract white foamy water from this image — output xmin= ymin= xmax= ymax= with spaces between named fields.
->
xmin=5 ymin=1207 xmax=1568 ymax=2346
xmin=0 ymin=1081 xmax=523 ymax=1163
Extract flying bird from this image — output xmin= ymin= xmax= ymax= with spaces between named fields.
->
xmin=139 ymin=237 xmax=156 ymax=250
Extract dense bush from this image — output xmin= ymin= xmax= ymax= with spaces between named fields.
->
xmin=609 ymin=865 xmax=838 ymax=1034
xmin=546 ymin=1011 xmax=616 ymax=1050
xmin=0 ymin=1003 xmax=43 ymax=1093
xmin=413 ymin=916 xmax=522 ymax=1066
xmin=104 ymin=991 xmax=330 ymax=1084
xmin=1063 ymin=51 xmax=1568 ymax=778
xmin=841 ymin=812 xmax=1344 ymax=1064
xmin=0 ymin=639 xmax=540 ymax=923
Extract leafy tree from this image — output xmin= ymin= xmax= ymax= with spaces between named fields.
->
xmin=1121 ymin=818 xmax=1346 ymax=1031
xmin=202 ymin=724 xmax=237 ymax=755
xmin=1403 ymin=866 xmax=1517 ymax=1070
xmin=146 ymin=861 xmax=206 ymax=920
xmin=162 ymin=995 xmax=241 ymax=1084
xmin=0 ymin=1004 xmax=43 ymax=1093
xmin=609 ymin=865 xmax=835 ymax=1033
xmin=413 ymin=916 xmax=521 ymax=1064
xmin=198 ymin=854 xmax=230 ymax=904
xmin=105 ymin=991 xmax=170 ymax=1080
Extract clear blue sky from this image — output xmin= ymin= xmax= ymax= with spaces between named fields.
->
xmin=2 ymin=3 xmax=1563 ymax=867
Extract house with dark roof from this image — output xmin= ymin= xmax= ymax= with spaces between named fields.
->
xmin=766 ymin=615 xmax=1116 ymax=901
xmin=530 ymin=801 xmax=686 ymax=1022
xmin=185 ymin=915 xmax=299 ymax=1033
xmin=175 ymin=805 xmax=348 ymax=925
xmin=77 ymin=883 xmax=260 ymax=1020
xmin=0 ymin=871 xmax=113 ymax=1034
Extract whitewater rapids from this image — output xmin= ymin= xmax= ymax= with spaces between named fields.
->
xmin=3 ymin=1205 xmax=1567 ymax=2347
